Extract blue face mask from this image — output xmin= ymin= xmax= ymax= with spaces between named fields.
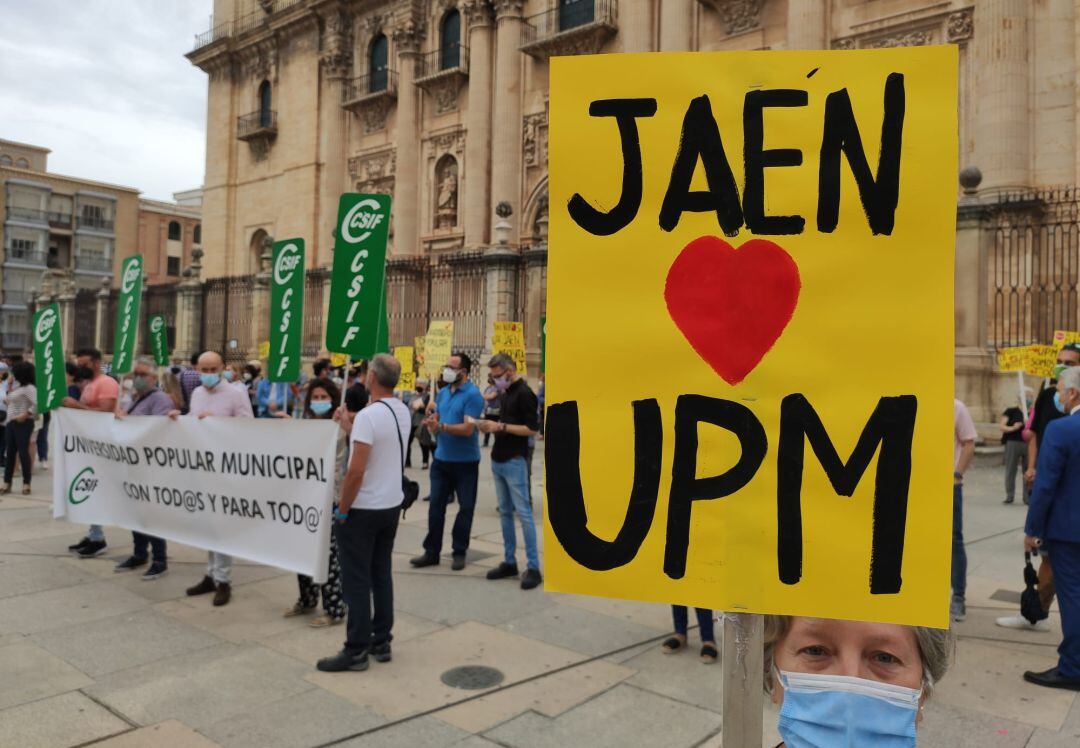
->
xmin=1055 ymin=391 xmax=1067 ymax=414
xmin=310 ymin=401 xmax=333 ymax=416
xmin=223 ymin=370 xmax=234 ymax=382
xmin=777 ymin=669 xmax=920 ymax=748
xmin=200 ymin=373 xmax=221 ymax=389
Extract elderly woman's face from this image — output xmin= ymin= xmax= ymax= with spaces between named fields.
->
xmin=772 ymin=618 xmax=923 ymax=705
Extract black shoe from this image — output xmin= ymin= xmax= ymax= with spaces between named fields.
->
xmin=486 ymin=562 xmax=519 ymax=580
xmin=142 ymin=562 xmax=168 ymax=580
xmin=114 ymin=555 xmax=148 ymax=572
xmin=371 ymin=642 xmax=392 ymax=663
xmin=422 ymin=495 xmax=431 ymax=501
xmin=1023 ymin=667 xmax=1080 ymax=691
xmin=317 ymin=649 xmax=369 ymax=672
xmin=520 ymin=568 xmax=543 ymax=590
xmin=422 ymin=464 xmax=429 ymax=470
xmin=410 ymin=553 xmax=440 ymax=568
xmin=1004 ymin=498 xmax=1014 ymax=504
xmin=186 ymin=575 xmax=216 ymax=596
xmin=451 ymin=555 xmax=466 ymax=571
xmin=77 ymin=540 xmax=108 ymax=559
xmin=68 ymin=537 xmax=91 ymax=553
xmin=213 ymin=582 xmax=232 ymax=607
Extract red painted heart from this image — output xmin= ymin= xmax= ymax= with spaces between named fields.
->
xmin=664 ymin=236 xmax=801 ymax=385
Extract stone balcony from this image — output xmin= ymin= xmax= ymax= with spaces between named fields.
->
xmin=520 ymin=0 xmax=617 ymax=60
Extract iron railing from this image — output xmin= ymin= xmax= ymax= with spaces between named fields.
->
xmin=1 ymin=288 xmax=33 ymax=306
xmin=4 ymin=246 xmax=46 ymax=265
xmin=78 ymin=215 xmax=115 ymax=232
xmin=522 ymin=0 xmax=614 ymax=45
xmin=343 ymin=71 xmax=397 ymax=104
xmin=1 ymin=332 xmax=27 ymax=350
xmin=6 ymin=206 xmax=47 ymax=223
xmin=202 ymin=275 xmax=254 ymax=363
xmin=190 ymin=0 xmax=307 ymax=52
xmin=143 ymin=283 xmax=179 ymax=355
xmin=417 ymin=45 xmax=469 ymax=80
xmin=75 ymin=254 xmax=112 ymax=273
xmin=48 ymin=211 xmax=73 ymax=228
xmin=990 ymin=188 xmax=1080 ymax=349
xmin=74 ymin=288 xmax=98 ymax=350
xmin=237 ymin=110 xmax=277 ymax=139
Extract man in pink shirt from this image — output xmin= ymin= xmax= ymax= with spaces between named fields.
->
xmin=952 ymin=398 xmax=978 ymax=622
xmin=170 ymin=351 xmax=253 ymax=606
xmin=63 ymin=347 xmax=119 ymax=559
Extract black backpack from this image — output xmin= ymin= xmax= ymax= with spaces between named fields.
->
xmin=379 ymin=401 xmax=420 ymax=517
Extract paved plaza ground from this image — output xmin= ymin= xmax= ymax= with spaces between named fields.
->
xmin=2 ymin=450 xmax=1080 ymax=747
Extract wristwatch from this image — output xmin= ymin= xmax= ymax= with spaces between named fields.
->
xmin=953 ymin=471 xmax=963 ymax=481
xmin=333 ymin=508 xmax=349 ymax=521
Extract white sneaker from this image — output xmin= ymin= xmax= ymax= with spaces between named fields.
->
xmin=995 ymin=614 xmax=1050 ymax=632
xmin=39 ymin=460 xmax=49 ymax=470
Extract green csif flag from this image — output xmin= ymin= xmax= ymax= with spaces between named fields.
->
xmin=112 ymin=254 xmax=143 ymax=374
xmin=32 ymin=303 xmax=65 ymax=413
xmin=270 ymin=238 xmax=305 ymax=382
xmin=148 ymin=314 xmax=169 ymax=366
xmin=326 ymin=193 xmax=391 ymax=359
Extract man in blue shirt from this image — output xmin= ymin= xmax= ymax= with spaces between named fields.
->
xmin=411 ymin=352 xmax=485 ymax=571
xmin=256 ymin=377 xmax=294 ymax=417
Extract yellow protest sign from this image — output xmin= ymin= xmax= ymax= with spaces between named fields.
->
xmin=257 ymin=341 xmax=270 ymax=360
xmin=1023 ymin=345 xmax=1058 ymax=378
xmin=546 ymin=47 xmax=957 ymax=627
xmin=421 ymin=321 xmax=453 ymax=380
xmin=1052 ymin=330 xmax=1080 ymax=350
xmin=394 ymin=346 xmax=415 ymax=391
xmin=492 ymin=321 xmax=528 ymax=376
xmin=996 ymin=347 xmax=1027 ymax=373
xmin=329 ymin=352 xmax=348 ymax=368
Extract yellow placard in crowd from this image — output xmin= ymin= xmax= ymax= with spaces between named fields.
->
xmin=421 ymin=321 xmax=453 ymax=380
xmin=329 ymin=352 xmax=348 ymax=368
xmin=414 ymin=337 xmax=426 ymax=381
xmin=492 ymin=321 xmax=528 ymax=376
xmin=1052 ymin=330 xmax=1080 ymax=350
xmin=546 ymin=47 xmax=957 ymax=627
xmin=997 ymin=346 xmax=1028 ymax=373
xmin=257 ymin=340 xmax=270 ymax=360
xmin=394 ymin=346 xmax=415 ymax=391
xmin=1024 ymin=345 xmax=1059 ymax=378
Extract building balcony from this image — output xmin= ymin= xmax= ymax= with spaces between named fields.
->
xmin=77 ymin=215 xmax=115 ymax=233
xmin=520 ymin=0 xmax=617 ymax=60
xmin=75 ymin=254 xmax=112 ymax=273
xmin=237 ymin=110 xmax=278 ymax=142
xmin=342 ymin=71 xmax=397 ymax=112
xmin=5 ymin=206 xmax=47 ymax=224
xmin=189 ymin=0 xmax=306 ymax=53
xmin=2 ymin=289 xmax=33 ymax=307
xmin=415 ymin=45 xmax=469 ymax=88
xmin=1 ymin=331 xmax=28 ymax=350
xmin=48 ymin=211 xmax=73 ymax=229
xmin=4 ymin=247 xmax=46 ymax=266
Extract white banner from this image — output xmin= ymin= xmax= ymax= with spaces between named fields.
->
xmin=53 ymin=409 xmax=338 ymax=582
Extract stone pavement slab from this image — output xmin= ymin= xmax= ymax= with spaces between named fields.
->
xmin=0 ymin=579 xmax=149 ymax=635
xmin=550 ymin=592 xmax=675 ymax=633
xmin=0 ymin=640 xmax=93 ymax=710
xmin=0 ymin=552 xmax=98 ymax=599
xmin=152 ymin=583 xmax=320 ymax=645
xmin=621 ymin=643 xmax=724 ymax=713
xmin=91 ymin=720 xmax=224 ymax=748
xmin=30 ymin=608 xmax=223 ymax=677
xmin=84 ymin=642 xmax=313 ymax=730
xmin=499 ymin=600 xmax=666 ymax=657
xmin=336 ymin=716 xmax=472 ymax=747
xmin=391 ymin=568 xmax=556 ymax=626
xmin=260 ymin=609 xmax=444 ymax=666
xmin=202 ymin=687 xmax=387 ymax=748
xmin=0 ymin=691 xmax=130 ymax=748
xmin=483 ymin=683 xmax=720 ymax=748
xmin=918 ymin=701 xmax=1036 ymax=747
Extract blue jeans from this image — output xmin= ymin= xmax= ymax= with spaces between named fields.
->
xmin=492 ymin=456 xmax=540 ymax=571
xmin=1045 ymin=540 xmax=1080 ymax=678
xmin=673 ymin=606 xmax=715 ymax=642
xmin=952 ymin=484 xmax=966 ymax=601
xmin=36 ymin=412 xmax=49 ymax=461
xmin=88 ymin=524 xmax=106 ymax=542
xmin=423 ymin=459 xmax=479 ymax=558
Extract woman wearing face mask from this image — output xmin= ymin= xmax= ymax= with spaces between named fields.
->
xmin=282 ymin=378 xmax=347 ymax=627
xmin=764 ymin=616 xmax=952 ymax=747
xmin=1 ymin=362 xmax=36 ymax=495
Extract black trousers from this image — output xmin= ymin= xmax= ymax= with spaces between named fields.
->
xmin=3 ymin=419 xmax=33 ymax=486
xmin=335 ymin=506 xmax=400 ymax=654
xmin=132 ymin=531 xmax=167 ymax=563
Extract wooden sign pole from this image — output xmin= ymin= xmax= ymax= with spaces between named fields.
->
xmin=721 ymin=612 xmax=764 ymax=747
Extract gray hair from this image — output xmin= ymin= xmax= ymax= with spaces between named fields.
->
xmin=1060 ymin=366 xmax=1080 ymax=394
xmin=487 ymin=352 xmax=516 ymax=371
xmin=133 ymin=357 xmax=158 ymax=375
xmin=761 ymin=615 xmax=954 ymax=699
xmin=370 ymin=353 xmax=401 ymax=389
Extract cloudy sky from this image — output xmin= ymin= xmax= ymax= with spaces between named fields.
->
xmin=0 ymin=0 xmax=213 ymax=201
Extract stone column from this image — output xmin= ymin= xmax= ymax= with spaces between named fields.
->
xmin=463 ymin=1 xmax=495 ymax=247
xmin=786 ymin=0 xmax=827 ymax=50
xmin=659 ymin=0 xmax=692 ymax=51
xmin=321 ymin=267 xmax=334 ymax=358
xmin=620 ymin=0 xmax=653 ymax=52
xmin=94 ymin=275 xmax=111 ymax=352
xmin=392 ymin=21 xmax=424 ymax=256
xmin=317 ymin=9 xmax=351 ymax=267
xmin=954 ymin=167 xmax=995 ymax=422
xmin=56 ymin=274 xmax=76 ymax=359
xmin=974 ymin=0 xmax=1031 ymax=191
xmin=490 ymin=0 xmax=524 ymax=243
xmin=523 ymin=245 xmax=547 ymax=374
xmin=251 ymin=237 xmax=273 ymax=363
xmin=175 ymin=248 xmax=205 ymax=362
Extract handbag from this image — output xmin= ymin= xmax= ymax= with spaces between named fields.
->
xmin=379 ymin=401 xmax=420 ymax=517
xmin=1020 ymin=551 xmax=1049 ymax=624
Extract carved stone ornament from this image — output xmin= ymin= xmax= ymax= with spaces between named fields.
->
xmin=320 ymin=10 xmax=352 ymax=79
xmin=349 ymin=148 xmax=396 ymax=193
xmin=493 ymin=0 xmax=524 ymax=19
xmin=258 ymin=0 xmax=274 ymax=12
xmin=362 ymin=13 xmax=385 ymax=37
xmin=865 ymin=29 xmax=935 ymax=48
xmin=946 ymin=8 xmax=973 ymax=43
xmin=361 ymin=96 xmax=392 ymax=133
xmin=429 ymin=77 xmax=462 ymax=114
xmin=435 ymin=157 xmax=459 ymax=230
xmin=249 ymin=137 xmax=272 ymax=162
xmin=830 ymin=38 xmax=856 ymax=50
xmin=427 ymin=127 xmax=466 ymax=158
xmin=709 ymin=0 xmax=765 ymax=36
xmin=523 ymin=110 xmax=548 ymax=168
xmin=460 ymin=0 xmax=493 ymax=26
xmin=392 ymin=17 xmax=425 ymax=53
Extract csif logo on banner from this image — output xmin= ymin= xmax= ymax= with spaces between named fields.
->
xmin=270 ymin=239 xmax=305 ymax=382
xmin=68 ymin=467 xmax=99 ymax=505
xmin=326 ymin=194 xmax=391 ymax=357
xmin=149 ymin=314 xmax=169 ymax=366
xmin=340 ymin=198 xmax=386 ymax=245
xmin=112 ymin=255 xmax=144 ymax=375
xmin=33 ymin=303 xmax=65 ymax=413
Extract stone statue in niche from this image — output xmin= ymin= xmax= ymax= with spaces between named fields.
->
xmin=435 ymin=158 xmax=458 ymax=229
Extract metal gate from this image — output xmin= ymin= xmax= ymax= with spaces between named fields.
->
xmin=73 ymin=288 xmax=98 ymax=351
xmin=201 ymin=275 xmax=254 ymax=363
xmin=303 ymin=268 xmax=328 ymax=357
xmin=430 ymin=251 xmax=486 ymax=365
xmin=387 ymin=257 xmax=431 ymax=348
xmin=990 ymin=188 xmax=1080 ymax=348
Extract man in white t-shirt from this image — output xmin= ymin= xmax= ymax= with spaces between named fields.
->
xmin=318 ymin=353 xmax=410 ymax=672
